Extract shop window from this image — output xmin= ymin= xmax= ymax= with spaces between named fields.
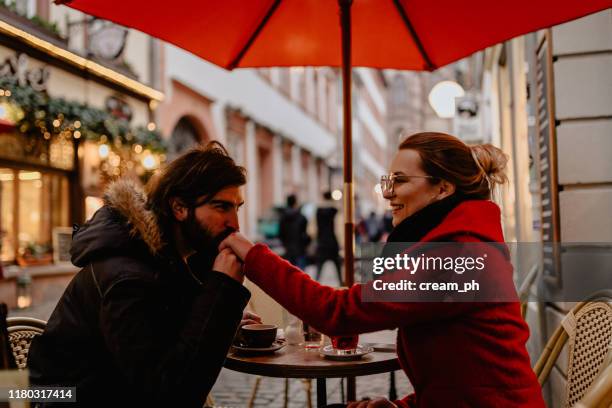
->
xmin=0 ymin=168 xmax=69 ymax=265
xmin=0 ymin=168 xmax=15 ymax=262
xmin=49 ymin=137 xmax=75 ymax=170
xmin=168 ymin=117 xmax=199 ymax=161
xmin=227 ymin=131 xmax=245 ymax=166
xmin=0 ymin=132 xmax=74 ymax=171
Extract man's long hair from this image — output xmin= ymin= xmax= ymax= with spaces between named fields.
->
xmin=146 ymin=141 xmax=246 ymax=243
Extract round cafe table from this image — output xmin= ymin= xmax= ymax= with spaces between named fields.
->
xmin=224 ymin=344 xmax=400 ymax=407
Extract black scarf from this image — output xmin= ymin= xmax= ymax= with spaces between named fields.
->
xmin=386 ymin=194 xmax=462 ymax=243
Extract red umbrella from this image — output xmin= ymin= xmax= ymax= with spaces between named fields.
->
xmin=57 ymin=0 xmax=610 ymax=286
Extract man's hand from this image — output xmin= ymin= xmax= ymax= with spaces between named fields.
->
xmin=347 ymin=398 xmax=399 ymax=408
xmin=234 ymin=311 xmax=263 ymax=346
xmin=240 ymin=311 xmax=262 ymax=327
xmin=213 ymin=248 xmax=244 ymax=283
xmin=219 ymin=232 xmax=255 ymax=261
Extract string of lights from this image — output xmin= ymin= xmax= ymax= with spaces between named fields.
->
xmin=0 ymin=76 xmax=167 ymax=180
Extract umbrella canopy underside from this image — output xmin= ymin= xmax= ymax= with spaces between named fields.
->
xmin=59 ymin=0 xmax=611 ymax=71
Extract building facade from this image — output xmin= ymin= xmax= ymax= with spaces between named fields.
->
xmin=157 ymin=48 xmax=338 ymax=239
xmin=480 ymin=9 xmax=612 ymax=406
xmin=351 ymin=68 xmax=389 ymax=217
xmin=0 ymin=2 xmax=163 ymax=308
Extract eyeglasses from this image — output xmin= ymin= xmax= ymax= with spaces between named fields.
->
xmin=379 ymin=174 xmax=438 ymax=194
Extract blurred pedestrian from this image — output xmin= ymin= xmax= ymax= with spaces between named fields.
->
xmin=279 ymin=194 xmax=309 ymax=269
xmin=355 ymin=216 xmax=368 ymax=245
xmin=365 ymin=211 xmax=382 ymax=242
xmin=28 ymin=142 xmax=254 ymax=407
xmin=314 ymin=191 xmax=342 ymax=285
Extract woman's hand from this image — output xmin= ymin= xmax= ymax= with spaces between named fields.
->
xmin=347 ymin=398 xmax=399 ymax=408
xmin=219 ymin=232 xmax=255 ymax=261
xmin=212 ymin=248 xmax=244 ymax=283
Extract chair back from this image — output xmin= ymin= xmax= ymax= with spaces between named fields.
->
xmin=564 ymin=300 xmax=612 ymax=407
xmin=6 ymin=317 xmax=47 ymax=369
xmin=534 ymin=290 xmax=612 ymax=407
xmin=575 ymin=362 xmax=612 ymax=408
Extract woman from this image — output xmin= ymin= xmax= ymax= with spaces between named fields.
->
xmin=222 ymin=132 xmax=544 ymax=407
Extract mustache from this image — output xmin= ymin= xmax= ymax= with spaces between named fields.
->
xmin=215 ymin=227 xmax=236 ymax=244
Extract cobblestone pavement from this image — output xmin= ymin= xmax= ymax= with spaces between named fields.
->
xmin=211 ymin=368 xmax=413 ymax=408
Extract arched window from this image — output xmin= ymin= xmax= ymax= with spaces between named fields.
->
xmin=168 ymin=117 xmax=200 ymax=160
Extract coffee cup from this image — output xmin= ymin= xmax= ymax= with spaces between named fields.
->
xmin=239 ymin=324 xmax=278 ymax=348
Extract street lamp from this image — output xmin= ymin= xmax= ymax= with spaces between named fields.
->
xmin=428 ymin=80 xmax=465 ymax=119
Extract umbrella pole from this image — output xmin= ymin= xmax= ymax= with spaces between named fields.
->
xmin=339 ymin=1 xmax=358 ymax=403
xmin=339 ymin=0 xmax=354 ymax=288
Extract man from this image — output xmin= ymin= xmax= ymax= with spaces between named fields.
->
xmin=29 ymin=142 xmax=255 ymax=407
xmin=314 ymin=191 xmax=342 ymax=285
xmin=278 ymin=194 xmax=309 ymax=269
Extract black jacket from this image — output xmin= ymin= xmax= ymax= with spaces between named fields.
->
xmin=315 ymin=206 xmax=339 ymax=257
xmin=28 ymin=180 xmax=250 ymax=407
xmin=279 ymin=207 xmax=309 ymax=259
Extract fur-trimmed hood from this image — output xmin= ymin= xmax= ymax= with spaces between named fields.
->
xmin=70 ymin=179 xmax=164 ymax=267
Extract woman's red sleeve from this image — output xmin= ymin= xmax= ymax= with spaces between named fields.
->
xmin=244 ymin=244 xmax=478 ymax=336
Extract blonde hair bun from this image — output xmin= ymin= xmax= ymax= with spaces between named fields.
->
xmin=470 ymin=144 xmax=508 ymax=187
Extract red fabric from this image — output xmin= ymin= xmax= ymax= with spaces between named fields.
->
xmin=61 ymin=0 xmax=610 ymax=71
xmin=244 ymin=200 xmax=545 ymax=407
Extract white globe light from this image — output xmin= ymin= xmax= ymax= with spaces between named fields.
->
xmin=428 ymin=81 xmax=465 ymax=119
xmin=98 ymin=144 xmax=110 ymax=159
xmin=142 ymin=154 xmax=156 ymax=170
xmin=331 ymin=189 xmax=343 ymax=201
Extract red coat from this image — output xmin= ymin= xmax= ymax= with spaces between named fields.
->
xmin=244 ymin=200 xmax=545 ymax=407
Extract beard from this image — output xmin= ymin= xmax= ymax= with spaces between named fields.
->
xmin=180 ymin=209 xmax=235 ymax=257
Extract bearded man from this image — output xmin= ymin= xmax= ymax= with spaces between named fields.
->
xmin=29 ymin=142 xmax=257 ymax=407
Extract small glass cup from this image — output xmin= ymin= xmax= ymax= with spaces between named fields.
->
xmin=320 ymin=334 xmax=332 ymax=348
xmin=302 ymin=322 xmax=322 ymax=350
xmin=284 ymin=316 xmax=303 ymax=345
xmin=331 ymin=334 xmax=359 ymax=355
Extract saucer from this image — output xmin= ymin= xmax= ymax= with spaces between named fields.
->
xmin=319 ymin=345 xmax=374 ymax=361
xmin=232 ymin=339 xmax=286 ymax=355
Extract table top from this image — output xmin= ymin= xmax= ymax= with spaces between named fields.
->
xmin=224 ymin=344 xmax=400 ymax=379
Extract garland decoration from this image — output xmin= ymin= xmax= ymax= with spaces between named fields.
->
xmin=0 ymin=76 xmax=165 ymax=153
